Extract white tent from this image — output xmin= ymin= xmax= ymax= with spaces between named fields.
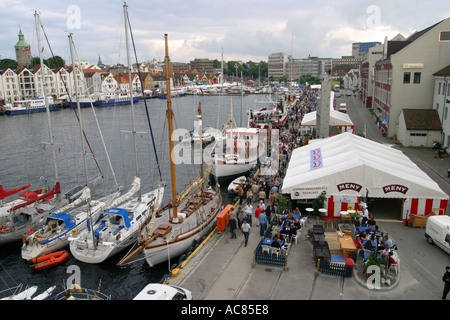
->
xmin=301 ymin=109 xmax=354 ymax=133
xmin=281 ymin=132 xmax=448 ymax=221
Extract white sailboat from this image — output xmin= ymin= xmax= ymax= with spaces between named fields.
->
xmin=69 ymin=5 xmax=164 ymax=264
xmin=119 ymin=33 xmax=222 ymax=268
xmin=21 ymin=26 xmax=121 ymax=260
xmin=0 ymin=13 xmax=88 ymax=245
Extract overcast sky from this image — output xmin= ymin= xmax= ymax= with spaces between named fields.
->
xmin=1 ymin=0 xmax=449 ymax=66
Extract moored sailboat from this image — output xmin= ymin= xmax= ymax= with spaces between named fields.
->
xmin=119 ymin=34 xmax=222 ymax=268
xmin=20 ymin=29 xmax=122 ymax=260
xmin=69 ymin=5 xmax=164 ymax=264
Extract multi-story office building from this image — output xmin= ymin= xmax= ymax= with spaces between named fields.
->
xmin=268 ymin=52 xmax=290 ymax=80
xmin=352 ymin=42 xmax=382 ymax=57
xmin=189 ymin=58 xmax=214 ymax=75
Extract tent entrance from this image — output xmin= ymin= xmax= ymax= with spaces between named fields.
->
xmin=369 ymin=198 xmax=404 ymax=221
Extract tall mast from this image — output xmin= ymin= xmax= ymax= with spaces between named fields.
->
xmin=124 ymin=3 xmax=141 ymax=200
xmin=164 ymin=34 xmax=178 ymax=222
xmin=69 ymin=33 xmax=95 ymax=247
xmin=198 ymin=102 xmax=204 ymax=192
xmin=68 ymin=34 xmax=89 ymax=187
xmin=34 ymin=12 xmax=59 ymax=189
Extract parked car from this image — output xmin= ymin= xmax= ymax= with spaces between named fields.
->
xmin=425 ymin=215 xmax=450 ymax=255
xmin=133 ymin=283 xmax=193 ymax=300
xmin=345 ymin=90 xmax=352 ymax=97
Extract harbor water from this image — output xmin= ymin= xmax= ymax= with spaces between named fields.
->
xmin=0 ymin=93 xmax=269 ymax=300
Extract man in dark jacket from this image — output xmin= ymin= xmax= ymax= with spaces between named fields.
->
xmin=442 ymin=266 xmax=450 ymax=300
xmin=229 ymin=214 xmax=237 ymax=239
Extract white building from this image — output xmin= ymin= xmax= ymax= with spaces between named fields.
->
xmin=432 ymin=65 xmax=450 ymax=147
xmin=0 ymin=68 xmax=20 ymax=103
xmin=101 ymin=73 xmax=118 ymax=93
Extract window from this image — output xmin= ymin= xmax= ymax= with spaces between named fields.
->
xmin=403 ymin=72 xmax=411 ymax=84
xmin=448 ymin=84 xmax=450 ymax=96
xmin=437 ymin=103 xmax=440 ymax=111
xmin=444 ymin=83 xmax=447 ymax=96
xmin=438 ymin=82 xmax=442 ymax=94
xmin=440 ymin=31 xmax=450 ymax=41
xmin=446 ymin=107 xmax=449 ymax=121
xmin=414 ymin=72 xmax=421 ymax=84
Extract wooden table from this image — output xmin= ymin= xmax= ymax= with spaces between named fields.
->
xmin=336 ymin=231 xmax=356 ymax=258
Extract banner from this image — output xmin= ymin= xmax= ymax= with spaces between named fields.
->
xmin=310 ymin=147 xmax=323 ymax=170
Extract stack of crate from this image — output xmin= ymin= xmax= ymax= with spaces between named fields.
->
xmin=325 ymin=232 xmax=341 ymax=255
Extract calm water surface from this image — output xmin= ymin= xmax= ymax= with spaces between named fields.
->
xmin=0 ymin=93 xmax=266 ymax=299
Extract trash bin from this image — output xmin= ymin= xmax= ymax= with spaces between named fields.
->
xmin=345 ymin=258 xmax=354 ymax=277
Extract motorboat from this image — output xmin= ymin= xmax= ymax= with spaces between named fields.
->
xmin=211 ymin=127 xmax=265 ymax=179
xmin=3 ymin=97 xmax=61 ymax=115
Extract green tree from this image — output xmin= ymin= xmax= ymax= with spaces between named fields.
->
xmin=30 ymin=56 xmax=65 ymax=69
xmin=275 ymin=194 xmax=289 ymax=215
xmin=226 ymin=61 xmax=244 ymax=77
xmin=0 ymin=58 xmax=18 ymax=69
xmin=212 ymin=59 xmax=221 ymax=69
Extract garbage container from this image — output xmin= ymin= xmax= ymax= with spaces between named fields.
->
xmin=345 ymin=258 xmax=354 ymax=277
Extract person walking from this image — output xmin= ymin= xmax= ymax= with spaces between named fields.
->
xmin=254 ymin=204 xmax=261 ymax=227
xmin=229 ymin=214 xmax=237 ymax=239
xmin=259 ymin=210 xmax=267 ymax=237
xmin=442 ymin=266 xmax=450 ymax=300
xmin=251 ymin=180 xmax=259 ymax=202
xmin=240 ymin=219 xmax=251 ymax=247
xmin=258 ymin=188 xmax=266 ymax=203
xmin=237 ymin=207 xmax=245 ymax=230
xmin=244 ymin=202 xmax=253 ymax=226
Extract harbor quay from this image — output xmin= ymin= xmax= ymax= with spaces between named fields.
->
xmin=160 ymin=96 xmax=450 ymax=306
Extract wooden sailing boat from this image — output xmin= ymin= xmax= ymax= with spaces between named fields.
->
xmin=119 ymin=34 xmax=222 ymax=267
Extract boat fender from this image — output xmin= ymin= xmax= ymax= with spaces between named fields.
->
xmin=72 ymin=229 xmax=77 ymax=236
xmin=0 ymin=225 xmax=6 ymax=232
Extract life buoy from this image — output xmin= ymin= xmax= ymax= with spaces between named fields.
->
xmin=0 ymin=225 xmax=7 ymax=232
xmin=116 ymin=234 xmax=120 ymax=241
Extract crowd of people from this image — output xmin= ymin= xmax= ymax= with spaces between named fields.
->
xmin=226 ymin=89 xmax=322 ymax=247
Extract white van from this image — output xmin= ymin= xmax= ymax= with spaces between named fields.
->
xmin=425 ymin=215 xmax=450 ymax=255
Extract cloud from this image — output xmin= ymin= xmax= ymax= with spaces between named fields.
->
xmin=0 ymin=0 xmax=449 ymax=65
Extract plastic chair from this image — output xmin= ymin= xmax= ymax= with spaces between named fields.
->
xmin=261 ymin=245 xmax=270 ymax=254
xmin=270 ymin=246 xmax=280 ymax=257
xmin=300 ymin=217 xmax=307 ymax=229
xmin=291 ymin=229 xmax=301 ymax=244
xmin=282 ymin=242 xmax=291 ymax=254
xmin=389 ymin=252 xmax=399 ymax=274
